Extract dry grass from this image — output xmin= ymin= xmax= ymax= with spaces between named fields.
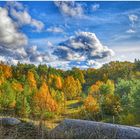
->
xmin=0 ymin=119 xmax=48 ymax=139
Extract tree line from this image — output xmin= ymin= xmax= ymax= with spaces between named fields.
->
xmin=0 ymin=59 xmax=140 ymax=125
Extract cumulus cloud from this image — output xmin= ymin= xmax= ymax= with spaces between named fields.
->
xmin=92 ymin=4 xmax=100 ymax=11
xmin=0 ymin=7 xmax=28 ymax=50
xmin=47 ymin=27 xmax=64 ymax=33
xmin=7 ymin=1 xmax=44 ymax=32
xmin=54 ymin=1 xmax=83 ymax=17
xmin=53 ymin=32 xmax=114 ymax=62
xmin=26 ymin=45 xmax=56 ymax=63
xmin=0 ymin=5 xmax=46 ymax=65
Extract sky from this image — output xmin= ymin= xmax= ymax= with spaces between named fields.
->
xmin=0 ymin=1 xmax=140 ymax=69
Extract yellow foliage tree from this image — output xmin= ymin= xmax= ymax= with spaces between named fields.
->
xmin=27 ymin=71 xmax=37 ymax=89
xmin=12 ymin=81 xmax=24 ymax=92
xmin=89 ymin=81 xmax=103 ymax=98
xmin=0 ymin=64 xmax=12 ymax=80
xmin=63 ymin=76 xmax=81 ymax=100
xmin=84 ymin=95 xmax=100 ymax=113
xmin=55 ymin=76 xmax=63 ymax=90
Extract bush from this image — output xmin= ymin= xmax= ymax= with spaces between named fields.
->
xmin=43 ymin=112 xmax=55 ymax=120
xmin=119 ymin=113 xmax=136 ymax=126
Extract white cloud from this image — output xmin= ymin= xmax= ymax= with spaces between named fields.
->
xmin=54 ymin=1 xmax=83 ymax=17
xmin=92 ymin=4 xmax=100 ymax=11
xmin=54 ymin=31 xmax=114 ymax=61
xmin=0 ymin=5 xmax=45 ymax=64
xmin=47 ymin=27 xmax=64 ymax=33
xmin=128 ymin=14 xmax=138 ymax=24
xmin=31 ymin=19 xmax=44 ymax=32
xmin=87 ymin=60 xmax=102 ymax=68
xmin=8 ymin=2 xmax=44 ymax=32
xmin=127 ymin=14 xmax=138 ymax=33
xmin=126 ymin=29 xmax=136 ymax=33
xmin=26 ymin=45 xmax=56 ymax=63
xmin=0 ymin=7 xmax=28 ymax=49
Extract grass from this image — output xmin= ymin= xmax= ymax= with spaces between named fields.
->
xmin=44 ymin=100 xmax=82 ymax=129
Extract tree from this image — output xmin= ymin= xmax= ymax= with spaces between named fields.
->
xmin=100 ymin=80 xmax=115 ymax=95
xmin=102 ymin=94 xmax=122 ymax=115
xmin=27 ymin=71 xmax=37 ymax=89
xmin=82 ymin=95 xmax=100 ymax=120
xmin=115 ymin=79 xmax=134 ymax=112
xmin=63 ymin=76 xmax=82 ymax=100
xmin=75 ymin=79 xmax=82 ymax=97
xmin=67 ymin=67 xmax=85 ymax=84
xmin=55 ymin=76 xmax=63 ymax=90
xmin=0 ymin=64 xmax=12 ymax=79
xmin=84 ymin=95 xmax=100 ymax=113
xmin=0 ymin=81 xmax=16 ymax=109
xmin=48 ymin=75 xmax=63 ymax=90
xmin=32 ymin=81 xmax=58 ymax=119
xmin=15 ymin=84 xmax=31 ymax=117
xmin=89 ymin=81 xmax=103 ymax=98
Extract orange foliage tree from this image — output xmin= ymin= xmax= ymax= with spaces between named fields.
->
xmin=55 ymin=76 xmax=63 ymax=90
xmin=32 ymin=81 xmax=58 ymax=119
xmin=84 ymin=95 xmax=100 ymax=113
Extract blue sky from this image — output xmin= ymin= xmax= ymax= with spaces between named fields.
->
xmin=0 ymin=1 xmax=140 ymax=69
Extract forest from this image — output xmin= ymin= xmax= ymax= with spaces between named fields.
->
xmin=0 ymin=60 xmax=140 ymax=127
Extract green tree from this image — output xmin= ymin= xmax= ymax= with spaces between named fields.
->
xmin=0 ymin=81 xmax=15 ymax=109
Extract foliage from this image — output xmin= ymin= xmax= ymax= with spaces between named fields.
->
xmin=0 ymin=61 xmax=140 ymax=126
xmin=102 ymin=94 xmax=122 ymax=115
xmin=31 ymin=81 xmax=58 ymax=119
xmin=0 ymin=81 xmax=15 ymax=109
xmin=84 ymin=95 xmax=100 ymax=113
xmin=119 ymin=113 xmax=136 ymax=125
xmin=63 ymin=76 xmax=82 ymax=100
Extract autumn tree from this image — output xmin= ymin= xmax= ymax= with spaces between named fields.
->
xmin=84 ymin=95 xmax=100 ymax=113
xmin=48 ymin=75 xmax=63 ymax=90
xmin=31 ymin=81 xmax=58 ymax=119
xmin=63 ymin=76 xmax=82 ymax=100
xmin=27 ymin=71 xmax=37 ymax=89
xmin=81 ymin=95 xmax=100 ymax=120
xmin=55 ymin=76 xmax=63 ymax=90
xmin=0 ymin=64 xmax=12 ymax=79
xmin=67 ymin=67 xmax=85 ymax=84
xmin=89 ymin=81 xmax=103 ymax=98
xmin=102 ymin=94 xmax=122 ymax=115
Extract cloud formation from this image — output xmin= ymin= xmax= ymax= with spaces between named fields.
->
xmin=47 ymin=27 xmax=64 ymax=33
xmin=53 ymin=32 xmax=114 ymax=61
xmin=0 ymin=7 xmax=27 ymax=51
xmin=26 ymin=45 xmax=55 ymax=63
xmin=0 ymin=2 xmax=46 ymax=65
xmin=7 ymin=1 xmax=44 ymax=32
xmin=127 ymin=14 xmax=138 ymax=33
xmin=54 ymin=1 xmax=83 ymax=17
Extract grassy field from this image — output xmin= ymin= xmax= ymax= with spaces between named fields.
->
xmin=44 ymin=100 xmax=82 ymax=129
